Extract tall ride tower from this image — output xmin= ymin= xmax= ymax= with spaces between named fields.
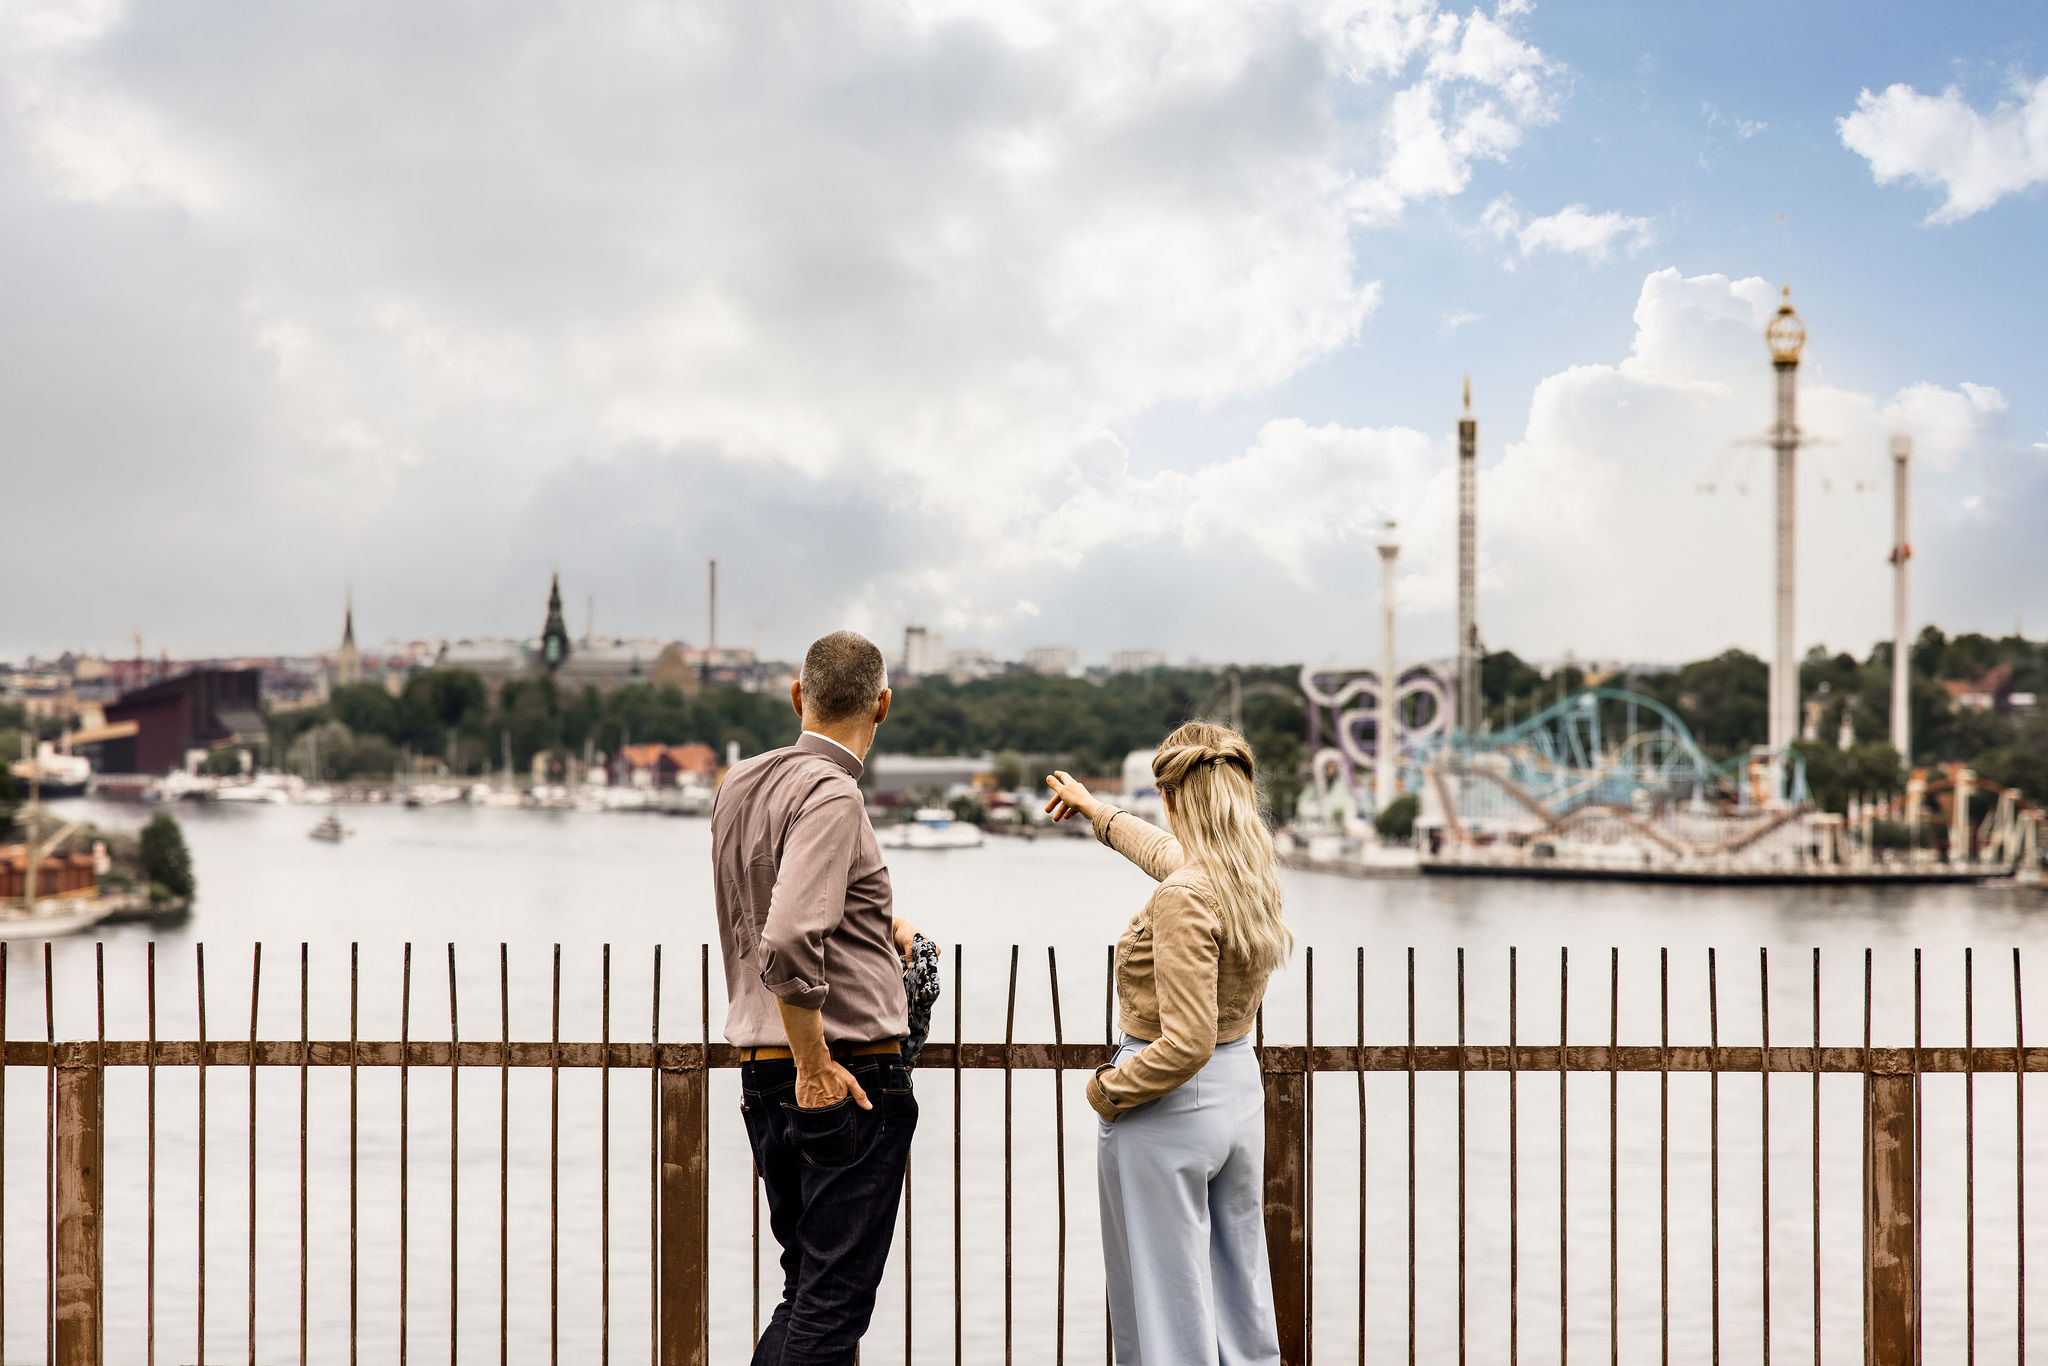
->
xmin=1765 ymin=287 xmax=1807 ymax=798
xmin=1375 ymin=530 xmax=1400 ymax=813
xmin=1890 ymin=435 xmax=1913 ymax=766
xmin=1456 ymin=378 xmax=1480 ymax=735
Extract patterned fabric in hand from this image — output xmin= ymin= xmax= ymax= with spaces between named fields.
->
xmin=901 ymin=933 xmax=943 ymax=1066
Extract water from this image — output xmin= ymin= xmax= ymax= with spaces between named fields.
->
xmin=4 ymin=797 xmax=2045 ymax=1362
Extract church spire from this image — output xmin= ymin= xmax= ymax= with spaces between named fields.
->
xmin=540 ymin=572 xmax=573 ymax=670
xmin=335 ymin=588 xmax=363 ymax=686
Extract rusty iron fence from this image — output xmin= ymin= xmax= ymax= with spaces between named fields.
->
xmin=0 ymin=940 xmax=2040 ymax=1363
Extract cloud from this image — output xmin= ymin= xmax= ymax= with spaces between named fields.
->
xmin=1839 ymin=74 xmax=2048 ymax=223
xmin=1013 ymin=268 xmax=2040 ymax=664
xmin=0 ymin=0 xmax=1573 ymax=658
xmin=1482 ymin=195 xmax=1655 ymax=262
xmin=1702 ymin=102 xmax=1766 ymax=140
xmin=1439 ymin=309 xmax=1482 ymax=335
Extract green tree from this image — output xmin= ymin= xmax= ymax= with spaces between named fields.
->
xmin=991 ymin=750 xmax=1026 ymax=792
xmin=1374 ymin=792 xmax=1419 ymax=841
xmin=201 ymin=747 xmax=244 ymax=777
xmin=139 ymin=812 xmax=196 ymax=901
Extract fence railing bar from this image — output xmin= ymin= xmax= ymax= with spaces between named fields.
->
xmin=1407 ymin=946 xmax=1416 ymax=1366
xmin=699 ymin=943 xmax=711 ymax=1360
xmin=500 ymin=943 xmax=511 ymax=1366
xmin=9 ymin=1037 xmax=2043 ymax=1074
xmin=1302 ymin=946 xmax=1318 ymax=1366
xmin=2015 ymin=948 xmax=2026 ymax=1365
xmin=1455 ymin=946 xmax=1466 ymax=1366
xmin=1003 ymin=943 xmax=1019 ymax=1366
xmin=1709 ymin=948 xmax=1720 ymax=1366
xmin=1508 ymin=946 xmax=1518 ymax=1366
xmin=957 ymin=945 xmax=966 ymax=1366
xmin=147 ymin=942 xmax=155 ymax=1366
xmin=1659 ymin=947 xmax=1670 ymax=1366
xmin=401 ymin=942 xmax=412 ymax=1366
xmin=450 ymin=943 xmax=462 ymax=1366
xmin=1760 ymin=948 xmax=1772 ymax=1366
xmin=300 ymin=945 xmax=309 ymax=1366
xmin=1609 ymin=947 xmax=1619 ymax=1366
xmin=551 ymin=944 xmax=562 ymax=1366
xmin=903 ymin=1151 xmax=914 ymax=1366
xmin=1 ymin=942 xmax=8 ymax=1363
xmin=751 ymin=1160 xmax=761 ymax=1353
xmin=196 ymin=942 xmax=207 ymax=1366
xmin=601 ymin=944 xmax=611 ymax=1366
xmin=1912 ymin=948 xmax=1923 ymax=1366
xmin=1049 ymin=946 xmax=1067 ymax=1366
xmin=248 ymin=942 xmax=261 ymax=1366
xmin=1863 ymin=949 xmax=1875 ymax=1359
xmin=43 ymin=942 xmax=54 ymax=1366
xmin=1106 ymin=941 xmax=1112 ymax=1366
xmin=1358 ymin=946 xmax=1369 ymax=1366
xmin=95 ymin=942 xmax=106 ymax=1366
xmin=647 ymin=944 xmax=659 ymax=1366
xmin=350 ymin=942 xmax=360 ymax=1366
xmin=1811 ymin=947 xmax=1821 ymax=1366
xmin=1966 ymin=947 xmax=1977 ymax=1366
xmin=1559 ymin=946 xmax=1568 ymax=1366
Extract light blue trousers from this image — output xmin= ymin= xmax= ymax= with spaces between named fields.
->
xmin=1097 ymin=1033 xmax=1283 ymax=1366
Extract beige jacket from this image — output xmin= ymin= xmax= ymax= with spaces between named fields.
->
xmin=1084 ymin=806 xmax=1272 ymax=1121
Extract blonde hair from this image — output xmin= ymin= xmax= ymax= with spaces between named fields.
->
xmin=1152 ymin=721 xmax=1292 ymax=977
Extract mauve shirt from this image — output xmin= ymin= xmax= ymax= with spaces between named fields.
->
xmin=710 ymin=732 xmax=907 ymax=1047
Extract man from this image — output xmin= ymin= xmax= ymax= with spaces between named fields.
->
xmin=712 ymin=629 xmax=924 ymax=1364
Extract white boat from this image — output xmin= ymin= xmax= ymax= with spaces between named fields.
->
xmin=659 ymin=785 xmax=715 ymax=817
xmin=216 ymin=774 xmax=301 ymax=804
xmin=878 ymin=808 xmax=986 ymax=850
xmin=9 ymin=746 xmax=91 ymax=799
xmin=0 ymin=898 xmax=116 ymax=941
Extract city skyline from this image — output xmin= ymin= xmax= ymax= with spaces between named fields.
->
xmin=3 ymin=2 xmax=2043 ymax=666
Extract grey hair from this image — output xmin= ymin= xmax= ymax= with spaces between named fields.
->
xmin=800 ymin=631 xmax=888 ymax=724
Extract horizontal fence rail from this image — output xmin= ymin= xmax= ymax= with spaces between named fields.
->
xmin=0 ymin=942 xmax=2039 ymax=1364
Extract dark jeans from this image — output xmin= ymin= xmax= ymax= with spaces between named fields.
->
xmin=741 ymin=1054 xmax=918 ymax=1365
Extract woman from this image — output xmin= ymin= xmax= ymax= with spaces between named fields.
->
xmin=1044 ymin=721 xmax=1290 ymax=1366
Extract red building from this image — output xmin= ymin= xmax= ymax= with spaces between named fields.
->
xmin=90 ymin=669 xmax=269 ymax=774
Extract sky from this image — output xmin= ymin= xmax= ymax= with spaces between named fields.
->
xmin=4 ymin=0 xmax=2045 ymax=669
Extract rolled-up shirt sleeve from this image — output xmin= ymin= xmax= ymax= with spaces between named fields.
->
xmin=757 ymin=789 xmax=861 ymax=1010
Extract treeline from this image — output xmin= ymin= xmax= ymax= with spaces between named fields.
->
xmin=1482 ymin=627 xmax=2048 ymax=810
xmin=268 ymin=673 xmax=793 ymax=781
xmin=250 ymin=626 xmax=2047 ymax=814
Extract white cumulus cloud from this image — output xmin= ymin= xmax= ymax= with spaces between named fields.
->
xmin=1482 ymin=196 xmax=1655 ymax=262
xmin=1839 ymin=74 xmax=2048 ymax=223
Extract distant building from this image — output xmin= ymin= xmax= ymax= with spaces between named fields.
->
xmin=1024 ymin=646 xmax=1079 ymax=678
xmin=334 ymin=596 xmax=363 ymax=687
xmin=945 ymin=649 xmax=998 ymax=683
xmin=432 ymin=574 xmax=701 ymax=697
xmin=91 ymin=669 xmax=268 ymax=774
xmin=865 ymin=753 xmax=995 ymax=801
xmin=1109 ymin=649 xmax=1166 ymax=675
xmin=902 ymin=626 xmax=943 ymax=679
xmin=1944 ymin=664 xmax=2018 ymax=714
xmin=614 ymin=742 xmax=718 ymax=788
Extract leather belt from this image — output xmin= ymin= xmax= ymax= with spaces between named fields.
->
xmin=739 ymin=1039 xmax=903 ymax=1062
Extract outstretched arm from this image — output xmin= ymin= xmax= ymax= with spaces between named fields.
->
xmin=1044 ymin=770 xmax=1186 ymax=881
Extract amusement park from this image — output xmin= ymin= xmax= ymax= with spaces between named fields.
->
xmin=1283 ymin=301 xmax=2046 ymax=885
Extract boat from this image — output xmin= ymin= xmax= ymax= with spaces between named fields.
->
xmin=10 ymin=746 xmax=92 ymax=799
xmin=308 ymin=813 xmax=351 ymax=842
xmin=0 ymin=898 xmax=116 ymax=941
xmin=215 ymin=774 xmax=301 ymax=804
xmin=878 ymin=808 xmax=986 ymax=850
xmin=659 ymin=785 xmax=715 ymax=817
